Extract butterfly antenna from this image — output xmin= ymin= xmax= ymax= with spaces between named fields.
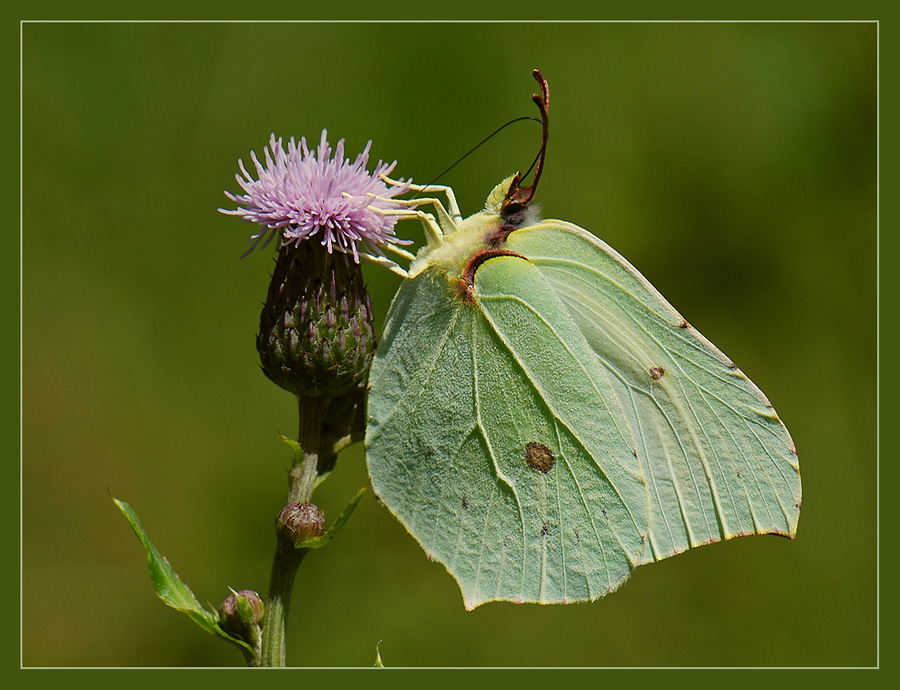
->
xmin=412 ymin=116 xmax=542 ymax=199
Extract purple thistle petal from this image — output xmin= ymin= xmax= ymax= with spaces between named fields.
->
xmin=220 ymin=131 xmax=412 ymax=260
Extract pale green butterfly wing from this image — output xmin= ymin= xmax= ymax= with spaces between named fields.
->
xmin=503 ymin=221 xmax=801 ymax=562
xmin=366 ymin=256 xmax=649 ymax=609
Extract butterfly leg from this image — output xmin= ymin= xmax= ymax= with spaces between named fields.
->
xmin=365 ymin=190 xmax=459 ymax=238
xmin=381 ymin=243 xmax=418 ymax=262
xmin=360 ymin=252 xmax=409 ymax=278
xmin=381 ymin=174 xmax=462 ymax=223
xmin=373 ymin=206 xmax=445 ymax=249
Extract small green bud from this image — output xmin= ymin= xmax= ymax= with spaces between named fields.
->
xmin=277 ymin=502 xmax=326 ymax=544
xmin=218 ymin=589 xmax=265 ymax=640
xmin=257 ymin=242 xmax=375 ymax=398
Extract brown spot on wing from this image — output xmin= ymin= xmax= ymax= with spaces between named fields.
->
xmin=525 ymin=441 xmax=555 ymax=473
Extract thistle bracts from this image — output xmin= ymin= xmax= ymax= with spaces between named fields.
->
xmin=257 ymin=241 xmax=375 ymax=399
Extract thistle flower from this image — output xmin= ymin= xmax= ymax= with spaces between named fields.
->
xmin=220 ymin=131 xmax=412 ymax=262
xmin=221 ymin=131 xmax=409 ymax=399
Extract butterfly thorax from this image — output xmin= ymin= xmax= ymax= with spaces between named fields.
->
xmin=407 ymin=176 xmax=539 ymax=287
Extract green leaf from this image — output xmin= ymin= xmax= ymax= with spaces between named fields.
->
xmin=279 ymin=433 xmax=304 ymax=464
xmin=113 ymin=497 xmax=253 ymax=653
xmin=279 ymin=432 xmax=335 ymax=489
xmin=295 ymin=485 xmax=368 ymax=549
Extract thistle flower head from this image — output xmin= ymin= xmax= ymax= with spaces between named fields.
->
xmin=221 ymin=131 xmax=412 ymax=262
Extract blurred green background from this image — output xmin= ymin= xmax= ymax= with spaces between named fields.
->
xmin=22 ymin=22 xmax=876 ymax=667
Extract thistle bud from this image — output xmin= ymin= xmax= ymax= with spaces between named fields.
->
xmin=277 ymin=502 xmax=326 ymax=544
xmin=218 ymin=589 xmax=265 ymax=641
xmin=257 ymin=242 xmax=375 ymax=398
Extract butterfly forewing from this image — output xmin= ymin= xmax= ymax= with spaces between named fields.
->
xmin=505 ymin=221 xmax=801 ymax=562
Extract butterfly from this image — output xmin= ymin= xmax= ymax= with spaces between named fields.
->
xmin=365 ymin=70 xmax=800 ymax=609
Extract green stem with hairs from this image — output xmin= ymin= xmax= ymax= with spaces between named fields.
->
xmin=257 ymin=396 xmax=328 ymax=667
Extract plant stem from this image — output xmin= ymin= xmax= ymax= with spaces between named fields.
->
xmin=257 ymin=396 xmax=328 ymax=667
xmin=288 ymin=397 xmax=328 ymax=505
xmin=258 ymin=542 xmax=305 ymax=667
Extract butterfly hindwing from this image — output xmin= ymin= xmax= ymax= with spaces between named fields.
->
xmin=367 ymin=255 xmax=649 ymax=608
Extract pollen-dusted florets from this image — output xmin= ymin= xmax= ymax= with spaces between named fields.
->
xmin=220 ymin=131 xmax=412 ymax=262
